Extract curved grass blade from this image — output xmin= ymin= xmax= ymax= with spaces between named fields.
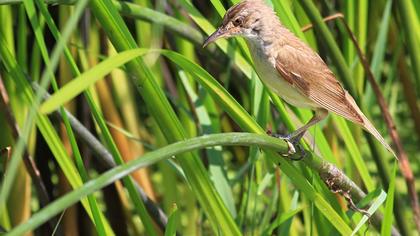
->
xmin=263 ymin=207 xmax=304 ymax=236
xmin=7 ymin=133 xmax=290 ymax=235
xmin=39 ymin=49 xmax=145 ymax=113
xmin=351 ymin=190 xmax=387 ymax=235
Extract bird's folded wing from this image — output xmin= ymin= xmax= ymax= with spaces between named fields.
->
xmin=275 ymin=44 xmax=363 ymax=124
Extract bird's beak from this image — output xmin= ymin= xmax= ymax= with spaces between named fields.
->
xmin=203 ymin=27 xmax=226 ymax=48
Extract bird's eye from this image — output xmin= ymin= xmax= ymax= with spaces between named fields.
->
xmin=233 ymin=17 xmax=243 ymax=26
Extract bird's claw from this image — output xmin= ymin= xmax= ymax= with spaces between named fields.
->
xmin=268 ymin=132 xmax=306 ymax=160
xmin=283 ymin=139 xmax=296 ymax=156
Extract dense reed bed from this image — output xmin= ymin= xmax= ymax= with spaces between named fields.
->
xmin=0 ymin=0 xmax=419 ymax=235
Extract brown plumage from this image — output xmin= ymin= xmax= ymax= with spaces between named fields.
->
xmin=203 ymin=0 xmax=395 ymax=157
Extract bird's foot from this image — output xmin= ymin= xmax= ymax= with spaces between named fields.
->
xmin=267 ymin=132 xmax=306 ymax=160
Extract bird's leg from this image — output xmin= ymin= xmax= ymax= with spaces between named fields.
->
xmin=271 ymin=108 xmax=328 ymax=158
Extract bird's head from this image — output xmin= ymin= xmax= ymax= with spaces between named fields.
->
xmin=203 ymin=0 xmax=275 ymax=47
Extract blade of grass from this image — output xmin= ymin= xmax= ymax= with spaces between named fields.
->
xmin=343 ymin=0 xmax=355 ymax=70
xmin=354 ymin=0 xmax=368 ymax=94
xmin=336 ymin=5 xmax=418 ymax=232
xmin=333 ymin=117 xmax=375 ymax=191
xmin=1 ymin=4 xmax=33 ymax=232
xmin=40 ymin=49 xmax=154 ymax=113
xmin=179 ymin=72 xmax=236 ymax=217
xmin=79 ymin=52 xmax=159 ymax=236
xmin=396 ymin=0 xmax=420 ymax=93
xmin=164 ymin=204 xmax=180 ymax=236
xmin=108 ymin=46 xmax=156 ymax=200
xmin=366 ymin=0 xmax=393 ymax=108
xmin=264 ymin=207 xmax=304 ymax=236
xmin=381 ymin=161 xmax=397 ymax=236
xmin=351 ymin=190 xmax=387 ymax=235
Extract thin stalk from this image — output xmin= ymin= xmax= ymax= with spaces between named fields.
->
xmin=344 ymin=0 xmax=355 ymax=77
xmin=355 ymin=0 xmax=368 ymax=95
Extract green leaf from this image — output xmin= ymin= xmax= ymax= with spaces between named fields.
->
xmin=351 ymin=190 xmax=387 ymax=235
xmin=333 ymin=117 xmax=375 ymax=191
xmin=39 ymin=49 xmax=147 ymax=114
xmin=164 ymin=204 xmax=180 ymax=236
xmin=179 ymin=71 xmax=236 ymax=217
xmin=381 ymin=161 xmax=397 ymax=236
xmin=263 ymin=207 xmax=304 ymax=236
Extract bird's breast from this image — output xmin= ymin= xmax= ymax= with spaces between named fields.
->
xmin=246 ymin=39 xmax=317 ymax=108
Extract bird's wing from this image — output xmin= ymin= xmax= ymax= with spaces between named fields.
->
xmin=274 ymin=38 xmax=395 ymax=158
xmin=275 ymin=43 xmax=363 ymax=125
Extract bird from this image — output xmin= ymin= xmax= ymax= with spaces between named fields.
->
xmin=203 ymin=0 xmax=395 ymax=157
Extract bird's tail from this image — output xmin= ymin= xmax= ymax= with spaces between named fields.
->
xmin=360 ymin=113 xmax=397 ymax=159
xmin=344 ymin=93 xmax=397 ymax=159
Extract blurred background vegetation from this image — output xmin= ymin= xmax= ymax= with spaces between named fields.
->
xmin=0 ymin=0 xmax=419 ymax=235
